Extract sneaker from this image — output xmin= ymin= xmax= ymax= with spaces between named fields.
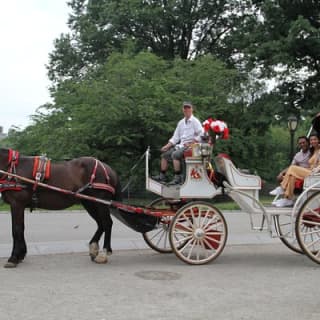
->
xmin=272 ymin=198 xmax=284 ymax=206
xmin=269 ymin=186 xmax=284 ymax=196
xmin=274 ymin=198 xmax=294 ymax=208
xmin=153 ymin=173 xmax=167 ymax=182
xmin=272 ymin=198 xmax=280 ymax=205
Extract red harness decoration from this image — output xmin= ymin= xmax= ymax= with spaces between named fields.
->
xmin=32 ymin=156 xmax=51 ymax=181
xmin=89 ymin=159 xmax=115 ymax=195
xmin=7 ymin=149 xmax=19 ymax=173
xmin=1 ymin=150 xmax=115 ymax=197
xmin=32 ymin=156 xmax=51 ymax=193
xmin=0 ymin=181 xmax=24 ymax=192
xmin=0 ymin=149 xmax=24 ymax=192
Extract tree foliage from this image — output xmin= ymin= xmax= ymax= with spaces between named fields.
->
xmin=47 ymin=0 xmax=252 ymax=82
xmin=234 ymin=0 xmax=320 ymax=119
xmin=10 ymin=52 xmax=250 ymax=179
xmin=6 ymin=0 xmax=320 ymax=188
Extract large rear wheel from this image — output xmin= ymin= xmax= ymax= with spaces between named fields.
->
xmin=296 ymin=191 xmax=320 ymax=264
xmin=274 ymin=213 xmax=303 ymax=254
xmin=169 ymin=201 xmax=228 ymax=265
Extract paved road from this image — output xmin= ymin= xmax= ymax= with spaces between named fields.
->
xmin=0 ymin=210 xmax=319 ymax=320
xmin=0 ymin=210 xmax=279 ymax=257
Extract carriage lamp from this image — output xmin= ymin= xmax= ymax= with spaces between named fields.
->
xmin=200 ymin=143 xmax=212 ymax=157
xmin=288 ymin=115 xmax=298 ymax=160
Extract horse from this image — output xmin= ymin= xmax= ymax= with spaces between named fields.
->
xmin=0 ymin=148 xmax=122 ymax=268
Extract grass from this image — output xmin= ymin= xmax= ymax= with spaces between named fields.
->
xmin=0 ymin=200 xmax=9 ymax=212
xmin=213 ymin=196 xmax=275 ymax=210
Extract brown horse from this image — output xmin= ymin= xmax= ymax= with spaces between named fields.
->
xmin=0 ymin=148 xmax=122 ymax=268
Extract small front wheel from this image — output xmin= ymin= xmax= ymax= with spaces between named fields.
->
xmin=142 ymin=198 xmax=186 ymax=253
xmin=169 ymin=201 xmax=228 ymax=265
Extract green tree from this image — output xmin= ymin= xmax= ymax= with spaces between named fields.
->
xmin=10 ymin=52 xmax=251 ymax=182
xmin=47 ymin=0 xmax=252 ymax=82
xmin=234 ymin=0 xmax=320 ymax=119
xmin=9 ymin=0 xmax=309 ymax=186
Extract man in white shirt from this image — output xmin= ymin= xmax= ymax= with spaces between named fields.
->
xmin=154 ymin=101 xmax=203 ymax=184
xmin=275 ymin=136 xmax=311 ymax=183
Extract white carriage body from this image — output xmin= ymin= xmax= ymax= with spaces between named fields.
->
xmin=146 ymin=143 xmax=262 ymax=202
xmin=145 ymin=143 xmax=320 ymax=264
xmin=303 ymin=174 xmax=320 ymax=191
xmin=146 ymin=143 xmax=220 ymax=199
xmin=214 ymin=156 xmax=262 ymax=212
xmin=145 ymin=143 xmax=320 ymax=220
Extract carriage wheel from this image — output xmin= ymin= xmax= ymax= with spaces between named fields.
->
xmin=142 ymin=198 xmax=186 ymax=253
xmin=169 ymin=201 xmax=228 ymax=265
xmin=296 ymin=191 xmax=320 ymax=264
xmin=274 ymin=214 xmax=303 ymax=254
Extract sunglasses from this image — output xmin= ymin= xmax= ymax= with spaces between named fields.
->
xmin=183 ymin=105 xmax=192 ymax=109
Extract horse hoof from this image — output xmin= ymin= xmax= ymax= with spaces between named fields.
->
xmin=107 ymin=250 xmax=112 ymax=256
xmin=4 ymin=261 xmax=17 ymax=268
xmin=89 ymin=242 xmax=99 ymax=259
xmin=93 ymin=250 xmax=108 ymax=264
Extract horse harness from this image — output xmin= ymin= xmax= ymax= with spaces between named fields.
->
xmin=0 ymin=149 xmax=115 ymax=209
xmin=31 ymin=155 xmax=51 ymax=208
xmin=76 ymin=158 xmax=115 ymax=195
xmin=0 ymin=149 xmax=26 ymax=192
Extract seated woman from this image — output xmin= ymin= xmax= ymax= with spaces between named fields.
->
xmin=272 ymin=133 xmax=320 ymax=207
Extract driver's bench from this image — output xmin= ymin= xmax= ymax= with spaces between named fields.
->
xmin=146 ymin=143 xmax=222 ymax=199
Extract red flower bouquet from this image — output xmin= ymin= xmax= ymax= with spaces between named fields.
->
xmin=202 ymin=118 xmax=229 ymax=140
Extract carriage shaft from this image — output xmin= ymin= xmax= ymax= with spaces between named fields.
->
xmin=0 ymin=169 xmax=113 ymax=207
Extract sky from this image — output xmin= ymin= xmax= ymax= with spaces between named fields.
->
xmin=0 ymin=0 xmax=70 ymax=133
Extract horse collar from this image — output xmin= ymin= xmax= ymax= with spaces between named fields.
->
xmin=8 ymin=149 xmax=19 ymax=166
xmin=0 ymin=149 xmax=20 ymax=180
xmin=0 ymin=149 xmax=24 ymax=191
xmin=8 ymin=149 xmax=20 ymax=175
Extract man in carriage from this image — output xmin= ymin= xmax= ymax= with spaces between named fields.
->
xmin=153 ymin=101 xmax=203 ymax=185
xmin=270 ymin=114 xmax=320 ymax=207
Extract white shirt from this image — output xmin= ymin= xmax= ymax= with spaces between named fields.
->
xmin=169 ymin=115 xmax=203 ymax=148
xmin=291 ymin=149 xmax=311 ymax=168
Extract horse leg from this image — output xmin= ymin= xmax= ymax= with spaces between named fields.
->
xmin=92 ymin=206 xmax=113 ymax=264
xmin=5 ymin=205 xmax=27 ymax=268
xmin=91 ymin=205 xmax=113 ymax=263
xmin=102 ymin=208 xmax=113 ymax=255
xmin=83 ymin=200 xmax=114 ymax=264
xmin=82 ymin=200 xmax=105 ymax=261
xmin=81 ymin=187 xmax=114 ymax=263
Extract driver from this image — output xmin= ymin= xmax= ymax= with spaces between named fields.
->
xmin=154 ymin=101 xmax=203 ymax=185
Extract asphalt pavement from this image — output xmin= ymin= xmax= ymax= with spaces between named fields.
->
xmin=0 ymin=210 xmax=319 ymax=320
xmin=0 ymin=210 xmax=279 ymax=257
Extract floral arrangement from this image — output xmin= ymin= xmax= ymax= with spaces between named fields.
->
xmin=202 ymin=118 xmax=229 ymax=140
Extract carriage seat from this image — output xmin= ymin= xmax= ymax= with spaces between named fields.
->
xmin=215 ymin=156 xmax=261 ymax=190
xmin=303 ymin=174 xmax=320 ymax=190
xmin=294 ymin=179 xmax=304 ymax=192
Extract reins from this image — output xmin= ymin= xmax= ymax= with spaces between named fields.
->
xmin=1 ymin=149 xmax=116 ymax=197
xmin=0 ymin=169 xmax=114 ymax=207
xmin=121 ymin=150 xmax=148 ymax=192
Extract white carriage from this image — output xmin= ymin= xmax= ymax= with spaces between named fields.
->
xmin=2 ymin=141 xmax=320 ymax=267
xmin=144 ymin=143 xmax=320 ymax=265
